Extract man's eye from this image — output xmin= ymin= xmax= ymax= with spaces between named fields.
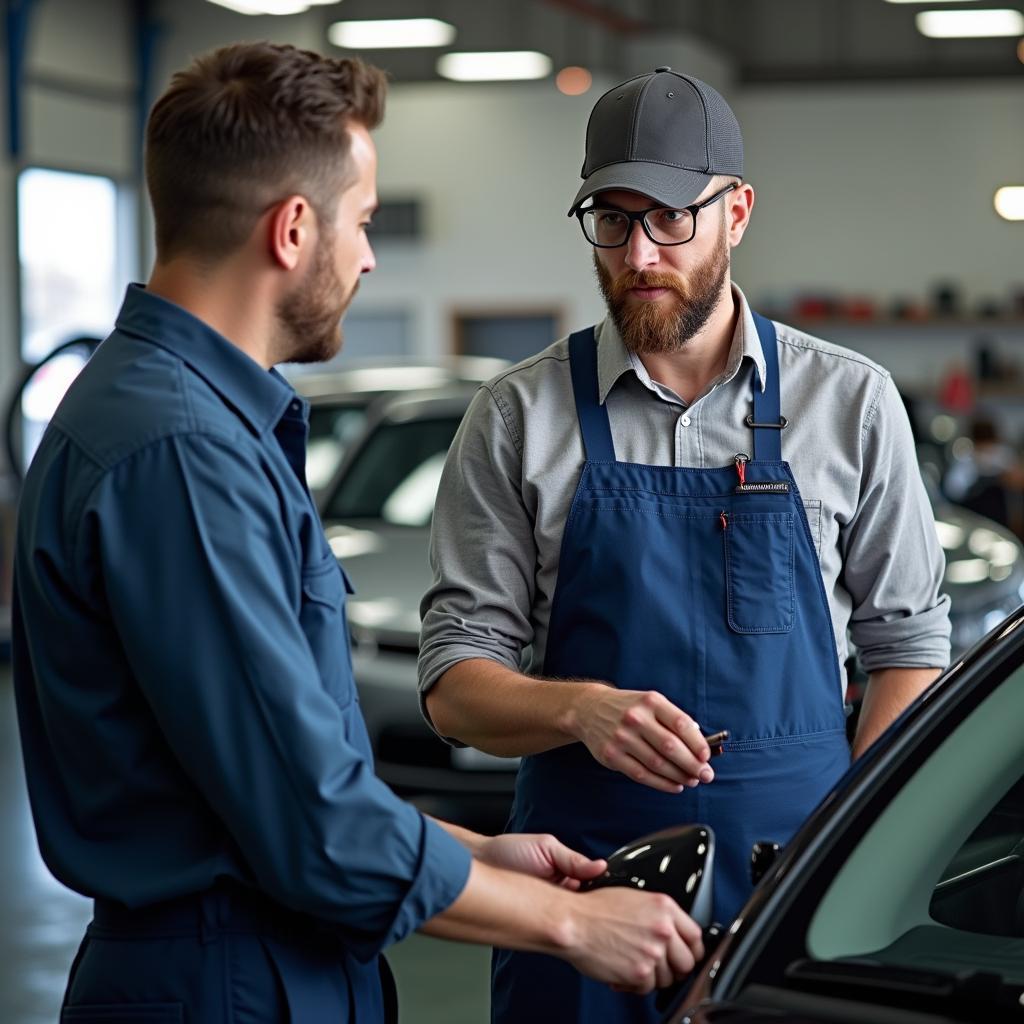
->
xmin=597 ymin=212 xmax=625 ymax=226
xmin=660 ymin=209 xmax=685 ymax=222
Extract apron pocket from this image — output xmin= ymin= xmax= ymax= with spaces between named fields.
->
xmin=724 ymin=511 xmax=795 ymax=634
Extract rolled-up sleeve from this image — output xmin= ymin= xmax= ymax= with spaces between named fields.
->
xmin=418 ymin=386 xmax=538 ymax=736
xmin=89 ymin=432 xmax=470 ymax=957
xmin=841 ymin=377 xmax=951 ymax=671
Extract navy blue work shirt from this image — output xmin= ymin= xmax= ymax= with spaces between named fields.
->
xmin=12 ymin=284 xmax=471 ymax=959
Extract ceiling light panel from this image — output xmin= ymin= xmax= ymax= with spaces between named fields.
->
xmin=328 ymin=19 xmax=457 ymax=49
xmin=206 ymin=0 xmax=335 ymax=13
xmin=437 ymin=51 xmax=553 ymax=82
xmin=994 ymin=187 xmax=1024 ymax=221
xmin=916 ymin=8 xmax=1024 ymax=37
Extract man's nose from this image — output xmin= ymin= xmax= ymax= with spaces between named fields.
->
xmin=361 ymin=237 xmax=376 ymax=274
xmin=623 ymin=221 xmax=659 ymax=272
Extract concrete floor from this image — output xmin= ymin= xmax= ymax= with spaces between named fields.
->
xmin=0 ymin=670 xmax=491 ymax=1022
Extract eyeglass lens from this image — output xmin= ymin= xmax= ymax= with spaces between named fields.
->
xmin=581 ymin=207 xmax=696 ymax=247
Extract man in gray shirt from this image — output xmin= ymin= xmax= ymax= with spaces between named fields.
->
xmin=419 ymin=68 xmax=950 ymax=1024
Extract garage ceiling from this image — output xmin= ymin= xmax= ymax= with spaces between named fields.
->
xmin=235 ymin=0 xmax=1024 ymax=84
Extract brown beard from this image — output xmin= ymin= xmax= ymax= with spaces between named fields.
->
xmin=594 ymin=230 xmax=730 ymax=355
xmin=275 ymin=232 xmax=358 ymax=365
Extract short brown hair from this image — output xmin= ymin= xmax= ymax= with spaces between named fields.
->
xmin=145 ymin=42 xmax=386 ymax=261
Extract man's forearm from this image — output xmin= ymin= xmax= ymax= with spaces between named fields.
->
xmin=421 ymin=859 xmax=705 ymax=992
xmin=425 ymin=658 xmax=604 ymax=756
xmin=419 ymin=859 xmax=569 ymax=948
xmin=852 ymin=666 xmax=942 ymax=759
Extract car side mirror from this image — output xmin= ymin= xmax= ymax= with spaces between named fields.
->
xmin=750 ymin=840 xmax=781 ymax=886
xmin=579 ymin=824 xmax=715 ymax=928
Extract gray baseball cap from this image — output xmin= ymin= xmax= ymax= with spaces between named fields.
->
xmin=567 ymin=67 xmax=743 ymax=216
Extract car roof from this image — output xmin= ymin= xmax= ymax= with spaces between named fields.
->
xmin=287 ymin=356 xmax=509 ymax=401
xmin=369 ymin=384 xmax=480 ymax=423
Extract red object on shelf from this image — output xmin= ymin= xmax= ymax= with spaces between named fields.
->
xmin=842 ymin=297 xmax=877 ymax=321
xmin=938 ymin=364 xmax=974 ymax=413
xmin=794 ymin=297 xmax=834 ymax=320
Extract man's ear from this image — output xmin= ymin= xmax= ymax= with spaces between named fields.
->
xmin=267 ymin=194 xmax=312 ymax=271
xmin=728 ymin=182 xmax=755 ymax=248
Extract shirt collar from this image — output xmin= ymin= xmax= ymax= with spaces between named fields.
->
xmin=595 ymin=283 xmax=767 ymax=404
xmin=114 ymin=284 xmax=297 ymax=435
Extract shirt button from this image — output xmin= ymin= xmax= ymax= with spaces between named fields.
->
xmin=291 ymin=401 xmax=300 ymax=412
xmin=680 ymin=415 xmax=691 ymax=427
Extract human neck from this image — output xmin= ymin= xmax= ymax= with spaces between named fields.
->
xmin=632 ymin=283 xmax=738 ymax=406
xmin=146 ymin=257 xmax=278 ymax=369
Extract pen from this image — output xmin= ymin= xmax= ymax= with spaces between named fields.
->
xmin=703 ymin=729 xmax=729 ymax=756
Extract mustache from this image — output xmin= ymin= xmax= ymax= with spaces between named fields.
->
xmin=608 ymin=269 xmax=685 ymax=301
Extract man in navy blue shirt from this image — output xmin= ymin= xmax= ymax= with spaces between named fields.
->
xmin=12 ymin=42 xmax=704 ymax=1022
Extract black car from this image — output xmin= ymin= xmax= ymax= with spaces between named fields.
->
xmin=663 ymin=607 xmax=1024 ymax=1023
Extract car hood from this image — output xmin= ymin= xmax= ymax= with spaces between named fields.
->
xmin=323 ymin=521 xmax=428 ymax=644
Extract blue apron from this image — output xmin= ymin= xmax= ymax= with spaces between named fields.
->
xmin=492 ymin=314 xmax=851 ymax=1024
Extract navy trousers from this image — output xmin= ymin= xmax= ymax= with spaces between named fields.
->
xmin=61 ymin=883 xmax=396 ymax=1023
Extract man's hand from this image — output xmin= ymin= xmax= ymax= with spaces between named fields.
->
xmin=422 ymin=859 xmax=703 ymax=992
xmin=475 ymin=833 xmax=606 ymax=889
xmin=561 ymin=887 xmax=705 ymax=993
xmin=571 ymin=687 xmax=714 ymax=793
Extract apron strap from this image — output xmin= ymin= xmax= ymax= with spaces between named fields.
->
xmin=570 ymin=317 xmax=784 ymax=463
xmin=749 ymin=311 xmax=784 ymax=462
xmin=568 ymin=327 xmax=616 ymax=462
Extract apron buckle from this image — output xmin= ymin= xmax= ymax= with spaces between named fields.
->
xmin=744 ymin=413 xmax=789 ymax=429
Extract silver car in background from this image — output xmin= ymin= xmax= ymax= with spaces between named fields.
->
xmin=317 ymin=383 xmax=1024 ymax=824
xmin=288 ymin=356 xmax=508 ymax=500
xmin=317 ymin=385 xmax=519 ymax=825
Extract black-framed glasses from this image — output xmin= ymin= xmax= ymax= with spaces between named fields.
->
xmin=577 ymin=183 xmax=737 ymax=248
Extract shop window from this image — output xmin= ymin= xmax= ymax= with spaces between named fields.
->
xmin=452 ymin=309 xmax=562 ymax=363
xmin=17 ymin=167 xmax=128 ymax=363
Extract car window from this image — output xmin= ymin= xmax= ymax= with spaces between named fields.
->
xmin=322 ymin=416 xmax=461 ymax=526
xmin=930 ymin=774 xmax=1024 ymax=938
xmin=306 ymin=403 xmax=373 ymax=492
xmin=806 ymin=645 xmax=1024 ymax=983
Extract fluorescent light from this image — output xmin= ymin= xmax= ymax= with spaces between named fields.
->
xmin=916 ymin=8 xmax=1024 ymax=37
xmin=328 ymin=18 xmax=457 ymax=49
xmin=206 ymin=0 xmax=335 ymax=13
xmin=995 ymin=186 xmax=1024 ymax=220
xmin=437 ymin=51 xmax=553 ymax=81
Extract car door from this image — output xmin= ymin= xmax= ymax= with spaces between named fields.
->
xmin=673 ymin=610 xmax=1024 ymax=1023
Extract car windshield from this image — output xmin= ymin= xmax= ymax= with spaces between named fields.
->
xmin=804 ymin=640 xmax=1024 ymax=989
xmin=322 ymin=415 xmax=461 ymax=526
xmin=305 ymin=402 xmax=374 ymax=493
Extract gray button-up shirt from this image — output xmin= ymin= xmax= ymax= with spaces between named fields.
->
xmin=418 ymin=286 xmax=951 ymax=721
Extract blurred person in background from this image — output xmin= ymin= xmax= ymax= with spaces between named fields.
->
xmin=420 ymin=67 xmax=951 ymax=1024
xmin=946 ymin=415 xmax=1024 ymax=537
xmin=11 ymin=43 xmax=705 ymax=1023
